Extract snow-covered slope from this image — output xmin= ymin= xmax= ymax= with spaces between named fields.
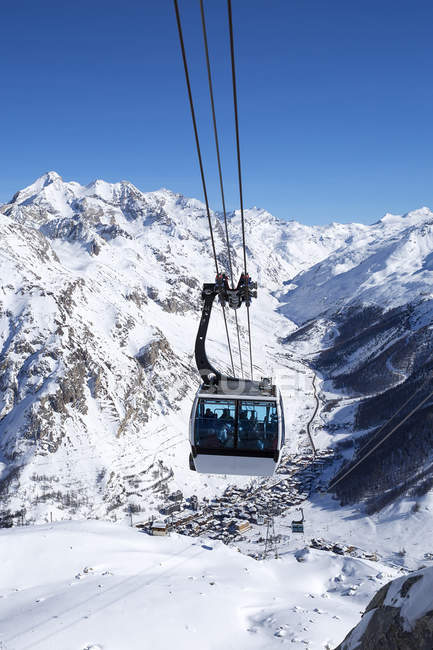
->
xmin=2 ymin=172 xmax=433 ymax=649
xmin=0 ymin=520 xmax=401 ymax=650
xmin=277 ymin=205 xmax=433 ymax=511
xmin=280 ymin=207 xmax=433 ymax=323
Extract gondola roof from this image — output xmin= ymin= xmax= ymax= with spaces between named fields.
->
xmin=199 ymin=378 xmax=276 ymax=399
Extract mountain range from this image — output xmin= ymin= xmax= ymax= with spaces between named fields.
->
xmin=1 ymin=171 xmax=433 ymax=524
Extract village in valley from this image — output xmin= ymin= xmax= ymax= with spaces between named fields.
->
xmin=138 ymin=450 xmax=342 ymax=554
xmin=136 ymin=448 xmax=394 ymax=569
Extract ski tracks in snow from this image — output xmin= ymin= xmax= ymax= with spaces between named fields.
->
xmin=2 ymin=541 xmax=207 ymax=650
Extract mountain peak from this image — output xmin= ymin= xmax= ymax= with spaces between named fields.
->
xmin=31 ymin=171 xmax=63 ymax=191
xmin=43 ymin=171 xmax=62 ymax=183
xmin=10 ymin=171 xmax=63 ymax=204
xmin=380 ymin=206 xmax=433 ymax=226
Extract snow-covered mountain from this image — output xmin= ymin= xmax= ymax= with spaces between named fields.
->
xmin=1 ymin=171 xmax=433 ymax=527
xmin=0 ymin=172 xmax=357 ymax=523
xmin=2 ymin=172 xmax=433 ymax=650
xmin=279 ymin=207 xmax=433 ymax=323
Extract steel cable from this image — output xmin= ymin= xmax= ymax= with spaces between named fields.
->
xmin=328 ymin=381 xmax=433 ymax=492
xmin=352 ymin=378 xmax=427 ymax=459
xmin=199 ymin=0 xmax=244 ymax=379
xmin=174 ymin=0 xmax=235 ymax=376
xmin=227 ymin=0 xmax=254 ymax=380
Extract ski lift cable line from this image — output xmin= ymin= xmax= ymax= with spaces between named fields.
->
xmin=173 ymin=0 xmax=218 ymax=274
xmin=221 ymin=305 xmax=235 ymax=376
xmin=328 ymin=351 xmax=433 ymax=490
xmin=234 ymin=312 xmax=244 ymax=378
xmin=199 ymin=0 xmax=244 ymax=379
xmin=199 ymin=0 xmax=234 ymax=286
xmin=173 ymin=0 xmax=235 ymax=376
xmin=227 ymin=0 xmax=247 ymax=277
xmin=352 ymin=378 xmax=428 ymax=461
xmin=328 ymin=386 xmax=433 ymax=492
xmin=227 ymin=0 xmax=254 ymax=380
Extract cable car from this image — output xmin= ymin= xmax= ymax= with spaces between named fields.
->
xmin=291 ymin=507 xmax=305 ymax=534
xmin=189 ymin=277 xmax=285 ymax=476
xmin=190 ymin=378 xmax=284 ymax=476
xmin=175 ymin=0 xmax=286 ymax=476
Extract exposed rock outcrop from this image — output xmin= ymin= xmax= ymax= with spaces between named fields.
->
xmin=335 ymin=568 xmax=433 ymax=650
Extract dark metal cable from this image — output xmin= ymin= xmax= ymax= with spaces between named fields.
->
xmin=174 ymin=0 xmax=218 ymax=275
xmin=329 ymin=360 xmax=433 ymax=491
xmin=227 ymin=0 xmax=254 ymax=380
xmin=245 ymin=304 xmax=253 ymax=380
xmin=328 ymin=384 xmax=433 ymax=492
xmin=221 ymin=305 xmax=235 ymax=376
xmin=227 ymin=0 xmax=247 ymax=276
xmin=354 ymin=379 xmax=427 ymax=458
xmin=174 ymin=0 xmax=235 ymax=376
xmin=200 ymin=0 xmax=234 ymax=283
xmin=233 ymin=311 xmax=244 ymax=378
xmin=199 ymin=0 xmax=244 ymax=378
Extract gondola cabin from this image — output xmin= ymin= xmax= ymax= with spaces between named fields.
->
xmin=189 ymin=378 xmax=285 ymax=476
xmin=291 ymin=522 xmax=304 ymax=534
xmin=291 ymin=507 xmax=305 ymax=534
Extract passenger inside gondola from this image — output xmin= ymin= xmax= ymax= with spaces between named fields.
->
xmin=195 ymin=399 xmax=236 ymax=449
xmin=238 ymin=400 xmax=278 ymax=451
xmin=220 ymin=408 xmax=234 ymax=425
xmin=194 ymin=398 xmax=278 ymax=451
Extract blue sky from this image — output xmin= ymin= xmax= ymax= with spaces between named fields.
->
xmin=2 ymin=0 xmax=433 ymax=225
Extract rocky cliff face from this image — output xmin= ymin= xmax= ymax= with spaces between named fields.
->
xmin=335 ymin=567 xmax=433 ymax=649
xmin=0 ymin=192 xmax=197 ymax=524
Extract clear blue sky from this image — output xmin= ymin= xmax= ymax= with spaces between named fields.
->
xmin=2 ymin=0 xmax=433 ymax=225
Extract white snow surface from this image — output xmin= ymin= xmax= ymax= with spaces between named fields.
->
xmin=0 ymin=172 xmax=369 ymax=523
xmin=0 ymin=520 xmax=400 ymax=650
xmin=337 ymin=562 xmax=433 ymax=649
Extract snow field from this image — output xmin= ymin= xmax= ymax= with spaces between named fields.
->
xmin=0 ymin=521 xmax=399 ymax=650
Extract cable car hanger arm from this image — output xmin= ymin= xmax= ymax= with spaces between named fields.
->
xmin=195 ymin=273 xmax=257 ymax=385
xmin=195 ymin=283 xmax=222 ymax=385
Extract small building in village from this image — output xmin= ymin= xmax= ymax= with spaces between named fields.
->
xmin=170 ymin=490 xmax=183 ymax=502
xmin=151 ymin=521 xmax=169 ymax=536
xmin=162 ymin=502 xmax=182 ymax=516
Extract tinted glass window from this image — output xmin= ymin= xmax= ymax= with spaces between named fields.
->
xmin=238 ymin=400 xmax=278 ymax=451
xmin=195 ymin=399 xmax=236 ymax=449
